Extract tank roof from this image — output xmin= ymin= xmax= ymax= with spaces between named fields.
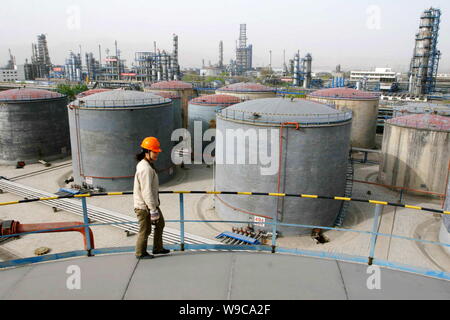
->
xmin=387 ymin=114 xmax=450 ymax=131
xmin=150 ymin=80 xmax=193 ymax=90
xmin=77 ymin=89 xmax=112 ymax=98
xmin=393 ymin=103 xmax=450 ymax=116
xmin=309 ymin=88 xmax=379 ymax=100
xmin=152 ymin=91 xmax=181 ymax=99
xmin=0 ymin=88 xmax=64 ymax=101
xmin=218 ymin=98 xmax=352 ymax=125
xmin=217 ymin=82 xmax=276 ymax=93
xmin=73 ymin=90 xmax=170 ymax=108
xmin=190 ymin=94 xmax=241 ymax=106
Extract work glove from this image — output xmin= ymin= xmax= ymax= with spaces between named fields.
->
xmin=150 ymin=209 xmax=161 ymax=224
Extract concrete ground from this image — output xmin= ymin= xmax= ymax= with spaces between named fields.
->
xmin=0 ymin=151 xmax=449 ymax=274
xmin=0 ymin=252 xmax=448 ymax=300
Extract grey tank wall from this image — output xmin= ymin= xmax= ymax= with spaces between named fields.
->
xmin=172 ymin=99 xmax=183 ymax=130
xmin=188 ymin=103 xmax=224 ymax=149
xmin=378 ymin=124 xmax=449 ymax=195
xmin=215 ymin=118 xmax=352 ymax=236
xmin=439 ymin=176 xmax=450 ymax=254
xmin=68 ymin=104 xmax=174 ymax=192
xmin=0 ymin=98 xmax=70 ymax=164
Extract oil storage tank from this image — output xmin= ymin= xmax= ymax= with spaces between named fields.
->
xmin=378 ymin=114 xmax=449 ymax=195
xmin=216 ymin=82 xmax=276 ymax=101
xmin=439 ymin=174 xmax=450 ymax=255
xmin=215 ymin=98 xmax=353 ymax=235
xmin=146 ymin=81 xmax=196 ymax=129
xmin=0 ymin=88 xmax=70 ymax=164
xmin=153 ymin=91 xmax=183 ymax=130
xmin=68 ymin=90 xmax=174 ymax=192
xmin=392 ymin=102 xmax=450 ymax=118
xmin=188 ymin=94 xmax=241 ymax=150
xmin=308 ymin=88 xmax=379 ymax=149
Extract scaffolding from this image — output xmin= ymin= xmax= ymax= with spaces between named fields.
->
xmin=236 ymin=24 xmax=253 ymax=75
xmin=409 ymin=8 xmax=442 ymax=95
xmin=132 ymin=34 xmax=180 ymax=82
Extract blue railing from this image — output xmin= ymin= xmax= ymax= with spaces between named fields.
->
xmin=0 ymin=192 xmax=449 ymax=281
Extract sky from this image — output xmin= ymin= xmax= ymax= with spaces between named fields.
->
xmin=0 ymin=0 xmax=449 ymax=72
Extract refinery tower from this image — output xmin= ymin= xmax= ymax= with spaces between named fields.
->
xmin=408 ymin=7 xmax=442 ymax=95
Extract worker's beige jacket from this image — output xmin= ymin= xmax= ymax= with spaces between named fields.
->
xmin=133 ymin=159 xmax=160 ymax=212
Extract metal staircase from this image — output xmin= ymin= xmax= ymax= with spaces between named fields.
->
xmin=334 ymin=159 xmax=354 ymax=227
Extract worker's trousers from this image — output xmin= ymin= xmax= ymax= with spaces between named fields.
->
xmin=135 ymin=208 xmax=165 ymax=257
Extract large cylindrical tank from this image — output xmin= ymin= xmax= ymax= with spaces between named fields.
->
xmin=378 ymin=114 xmax=450 ymax=195
xmin=188 ymin=94 xmax=241 ymax=150
xmin=68 ymin=90 xmax=174 ymax=192
xmin=308 ymin=88 xmax=379 ymax=149
xmin=216 ymin=82 xmax=276 ymax=101
xmin=215 ymin=98 xmax=352 ymax=236
xmin=0 ymin=88 xmax=70 ymax=164
xmin=393 ymin=103 xmax=450 ymax=118
xmin=146 ymin=81 xmax=197 ymax=129
xmin=152 ymin=91 xmax=183 ymax=130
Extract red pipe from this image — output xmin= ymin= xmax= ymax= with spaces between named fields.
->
xmin=1 ymin=221 xmax=95 ymax=251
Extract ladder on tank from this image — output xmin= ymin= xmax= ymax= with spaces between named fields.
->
xmin=334 ymin=158 xmax=354 ymax=227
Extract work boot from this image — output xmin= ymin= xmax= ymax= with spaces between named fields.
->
xmin=136 ymin=253 xmax=154 ymax=260
xmin=153 ymin=249 xmax=171 ymax=255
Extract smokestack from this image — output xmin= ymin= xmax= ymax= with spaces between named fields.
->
xmin=219 ymin=41 xmax=224 ymax=69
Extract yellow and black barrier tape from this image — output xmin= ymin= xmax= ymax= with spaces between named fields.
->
xmin=0 ymin=190 xmax=448 ymax=215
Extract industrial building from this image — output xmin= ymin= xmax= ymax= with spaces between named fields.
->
xmin=235 ymin=24 xmax=253 ymax=75
xmin=0 ymin=88 xmax=69 ymax=164
xmin=133 ymin=35 xmax=180 ymax=82
xmin=146 ymin=80 xmax=196 ymax=128
xmin=216 ymin=82 xmax=276 ymax=100
xmin=68 ymin=90 xmax=174 ymax=192
xmin=408 ymin=7 xmax=442 ymax=95
xmin=378 ymin=114 xmax=449 ymax=195
xmin=215 ymin=98 xmax=352 ymax=236
xmin=292 ymin=52 xmax=313 ymax=88
xmin=0 ymin=69 xmax=21 ymax=82
xmin=307 ymin=88 xmax=380 ymax=149
xmin=23 ymin=34 xmax=52 ymax=80
xmin=65 ymin=51 xmax=83 ymax=82
xmin=350 ymin=68 xmax=399 ymax=91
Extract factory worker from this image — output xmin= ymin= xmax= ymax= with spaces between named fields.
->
xmin=134 ymin=137 xmax=171 ymax=259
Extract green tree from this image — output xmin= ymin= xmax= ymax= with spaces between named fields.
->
xmin=56 ymin=84 xmax=88 ymax=101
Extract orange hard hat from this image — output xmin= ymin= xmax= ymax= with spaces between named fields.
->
xmin=141 ymin=137 xmax=162 ymax=153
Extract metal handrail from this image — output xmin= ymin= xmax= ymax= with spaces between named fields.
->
xmin=218 ymin=108 xmax=353 ymax=125
xmin=0 ymin=190 xmax=449 ymax=281
xmin=0 ymin=94 xmax=65 ymax=102
xmin=388 ymin=118 xmax=450 ymax=131
xmin=72 ymin=97 xmax=171 ymax=108
xmin=0 ymin=191 xmax=450 ymax=280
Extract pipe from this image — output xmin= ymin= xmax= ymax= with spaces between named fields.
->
xmin=0 ymin=221 xmax=95 ymax=251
